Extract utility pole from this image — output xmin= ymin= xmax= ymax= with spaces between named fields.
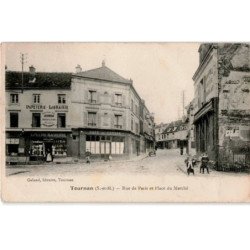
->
xmin=20 ymin=53 xmax=27 ymax=93
xmin=182 ymin=90 xmax=185 ymax=116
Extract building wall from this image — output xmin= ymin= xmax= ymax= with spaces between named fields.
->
xmin=70 ymin=77 xmax=145 ymax=158
xmin=217 ymin=44 xmax=250 ymax=165
xmin=6 ymin=89 xmax=71 ymax=129
xmin=193 ymin=48 xmax=218 ymax=115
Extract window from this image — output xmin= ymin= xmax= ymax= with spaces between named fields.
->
xmin=33 ymin=94 xmax=40 ymax=104
xmin=89 ymin=90 xmax=97 ymax=103
xmin=135 ymin=105 xmax=138 ymax=116
xmin=111 ymin=137 xmax=124 ymax=154
xmin=86 ymin=135 xmax=100 ymax=154
xmin=10 ymin=113 xmax=18 ymax=127
xmin=114 ymin=114 xmax=122 ymax=129
xmin=115 ymin=94 xmax=122 ymax=106
xmin=131 ymin=117 xmax=134 ymax=131
xmin=10 ymin=94 xmax=19 ymax=104
xmin=135 ymin=122 xmax=139 ymax=134
xmin=88 ymin=112 xmax=97 ymax=126
xmin=131 ymin=99 xmax=134 ymax=112
xmin=57 ymin=113 xmax=66 ymax=128
xmin=32 ymin=113 xmax=41 ymax=127
xmin=58 ymin=94 xmax=66 ymax=104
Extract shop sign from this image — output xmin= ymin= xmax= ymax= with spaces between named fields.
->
xmin=85 ymin=130 xmax=125 ymax=136
xmin=6 ymin=138 xmax=19 ymax=144
xmin=30 ymin=133 xmax=67 ymax=138
xmin=225 ymin=126 xmax=239 ymax=137
xmin=26 ymin=105 xmax=68 ymax=110
xmin=42 ymin=112 xmax=56 ymax=127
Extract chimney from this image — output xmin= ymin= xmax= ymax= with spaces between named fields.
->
xmin=102 ymin=60 xmax=106 ymax=67
xmin=29 ymin=65 xmax=36 ymax=75
xmin=75 ymin=64 xmax=82 ymax=73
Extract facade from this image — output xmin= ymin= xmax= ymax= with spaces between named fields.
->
xmin=5 ymin=62 xmax=155 ymax=163
xmin=155 ymin=123 xmax=169 ymax=148
xmin=5 ymin=66 xmax=72 ymax=163
xmin=139 ymin=100 xmax=155 ymax=153
xmin=162 ymin=120 xmax=188 ymax=150
xmin=193 ymin=43 xmax=250 ymax=168
xmin=185 ymin=100 xmax=196 ymax=155
xmin=70 ymin=61 xmax=154 ymax=160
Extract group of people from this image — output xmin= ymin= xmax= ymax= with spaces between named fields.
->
xmin=185 ymin=153 xmax=210 ymax=175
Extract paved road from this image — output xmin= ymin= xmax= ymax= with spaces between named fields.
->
xmin=5 ymin=149 xmax=245 ymax=177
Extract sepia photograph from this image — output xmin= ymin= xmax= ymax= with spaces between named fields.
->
xmin=1 ymin=42 xmax=250 ymax=202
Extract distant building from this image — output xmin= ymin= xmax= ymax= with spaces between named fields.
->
xmin=185 ymin=100 xmax=195 ymax=155
xmin=162 ymin=120 xmax=188 ymax=150
xmin=193 ymin=43 xmax=250 ymax=168
xmin=155 ymin=123 xmax=169 ymax=148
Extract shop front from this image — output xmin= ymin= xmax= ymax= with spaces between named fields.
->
xmin=6 ymin=131 xmax=27 ymax=164
xmin=74 ymin=129 xmax=137 ymax=160
xmin=28 ymin=132 xmax=71 ymax=161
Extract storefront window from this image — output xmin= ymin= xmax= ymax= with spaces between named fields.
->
xmin=53 ymin=139 xmax=67 ymax=156
xmin=31 ymin=142 xmax=44 ymax=156
xmin=7 ymin=144 xmax=19 ymax=156
xmin=86 ymin=135 xmax=124 ymax=155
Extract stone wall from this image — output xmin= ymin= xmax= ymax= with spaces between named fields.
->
xmin=217 ymin=43 xmax=250 ymax=165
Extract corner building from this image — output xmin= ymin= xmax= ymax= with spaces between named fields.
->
xmin=5 ymin=67 xmax=72 ymax=163
xmin=193 ymin=43 xmax=250 ymax=168
xmin=70 ymin=62 xmax=154 ymax=159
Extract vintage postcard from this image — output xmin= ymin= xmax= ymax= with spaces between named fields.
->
xmin=0 ymin=42 xmax=249 ymax=202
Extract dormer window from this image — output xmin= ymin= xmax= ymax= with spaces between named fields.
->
xmin=10 ymin=94 xmax=19 ymax=104
xmin=33 ymin=94 xmax=40 ymax=104
xmin=58 ymin=94 xmax=66 ymax=104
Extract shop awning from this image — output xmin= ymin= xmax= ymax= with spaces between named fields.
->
xmin=194 ymin=99 xmax=214 ymax=123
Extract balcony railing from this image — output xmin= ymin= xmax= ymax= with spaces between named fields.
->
xmin=114 ymin=125 xmax=122 ymax=129
xmin=88 ymin=123 xmax=97 ymax=126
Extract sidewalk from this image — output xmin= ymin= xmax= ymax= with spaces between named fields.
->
xmin=6 ymin=153 xmax=149 ymax=168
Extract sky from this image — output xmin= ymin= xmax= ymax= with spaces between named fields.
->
xmin=4 ymin=42 xmax=200 ymax=124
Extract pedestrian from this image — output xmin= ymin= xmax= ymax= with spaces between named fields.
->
xmin=86 ymin=150 xmax=91 ymax=164
xmin=108 ymin=154 xmax=112 ymax=161
xmin=186 ymin=156 xmax=195 ymax=175
xmin=200 ymin=153 xmax=209 ymax=174
xmin=180 ymin=146 xmax=183 ymax=155
xmin=46 ymin=149 xmax=52 ymax=162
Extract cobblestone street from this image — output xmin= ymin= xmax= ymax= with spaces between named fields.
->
xmin=6 ymin=149 xmax=247 ymax=177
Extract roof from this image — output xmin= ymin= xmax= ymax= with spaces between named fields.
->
xmin=5 ymin=71 xmax=72 ymax=89
xmin=162 ymin=120 xmax=186 ymax=133
xmin=74 ymin=65 xmax=132 ymax=84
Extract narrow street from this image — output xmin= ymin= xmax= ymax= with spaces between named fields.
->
xmin=6 ymin=149 xmax=242 ymax=177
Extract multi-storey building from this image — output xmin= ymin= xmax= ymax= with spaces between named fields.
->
xmin=70 ymin=61 xmax=154 ymax=159
xmin=5 ymin=66 xmax=72 ymax=163
xmin=139 ymin=99 xmax=155 ymax=153
xmin=193 ymin=43 xmax=250 ymax=168
xmin=161 ymin=120 xmax=188 ymax=149
xmin=5 ymin=62 xmax=155 ymax=163
xmin=185 ymin=100 xmax=195 ymax=155
xmin=155 ymin=123 xmax=169 ymax=148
